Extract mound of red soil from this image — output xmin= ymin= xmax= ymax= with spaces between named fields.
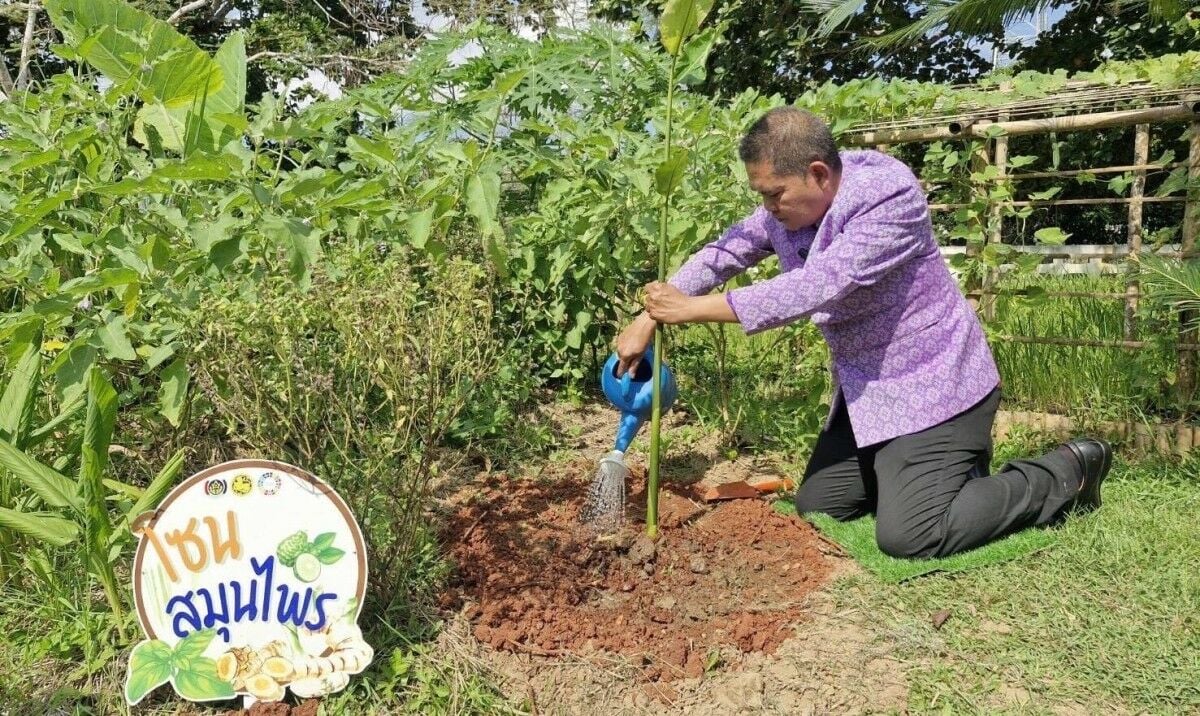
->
xmin=439 ymin=462 xmax=837 ymax=681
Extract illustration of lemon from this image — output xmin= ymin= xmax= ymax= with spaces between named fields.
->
xmin=294 ymin=552 xmax=321 ymax=582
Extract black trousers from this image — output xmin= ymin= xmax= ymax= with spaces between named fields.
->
xmin=795 ymin=388 xmax=1081 ymax=558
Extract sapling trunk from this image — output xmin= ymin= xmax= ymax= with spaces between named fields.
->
xmin=647 ymin=0 xmax=713 ymax=538
xmin=646 ymin=52 xmax=680 ymax=540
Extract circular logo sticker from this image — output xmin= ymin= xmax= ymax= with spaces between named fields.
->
xmin=258 ymin=471 xmax=282 ymax=496
xmin=127 ymin=460 xmax=371 ymax=705
xmin=230 ymin=473 xmax=253 ymax=496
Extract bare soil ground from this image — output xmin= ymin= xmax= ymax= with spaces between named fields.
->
xmin=434 ymin=402 xmax=909 ymax=714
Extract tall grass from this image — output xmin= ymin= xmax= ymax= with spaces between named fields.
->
xmin=988 ymin=272 xmax=1177 ymax=421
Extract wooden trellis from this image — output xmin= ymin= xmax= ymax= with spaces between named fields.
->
xmin=841 ymin=82 xmax=1200 ymax=437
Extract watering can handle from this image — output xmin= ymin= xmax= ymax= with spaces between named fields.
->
xmin=620 ymin=368 xmax=634 ymax=402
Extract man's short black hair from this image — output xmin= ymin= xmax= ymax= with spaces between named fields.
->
xmin=738 ymin=107 xmax=842 ymax=177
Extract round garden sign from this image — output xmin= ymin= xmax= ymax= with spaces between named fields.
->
xmin=124 ymin=459 xmax=373 ymax=705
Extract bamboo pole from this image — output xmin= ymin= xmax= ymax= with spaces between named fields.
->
xmin=968 ymin=289 xmax=1139 ymax=300
xmin=997 ymin=334 xmax=1200 ymax=350
xmin=843 ymin=103 xmax=1199 ymax=146
xmin=1125 ymin=124 xmax=1149 ymax=341
xmin=1179 ymin=122 xmax=1200 ymax=407
xmin=930 ymin=195 xmax=1187 ymax=210
xmin=983 ymin=91 xmax=1010 ymax=322
xmin=965 ymin=143 xmax=989 ymax=312
xmin=1004 ymin=161 xmax=1185 ymax=181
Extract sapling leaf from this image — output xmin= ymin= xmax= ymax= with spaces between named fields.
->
xmin=659 ymin=0 xmax=716 ymax=56
xmin=125 ymin=640 xmax=173 ymax=705
xmin=654 ymin=149 xmax=690 ymax=196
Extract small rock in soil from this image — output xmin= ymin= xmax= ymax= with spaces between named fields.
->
xmin=628 ymin=535 xmax=657 ymax=565
xmin=690 ymin=556 xmax=709 ymax=574
xmin=643 ymin=561 xmax=655 ymax=576
xmin=932 ymin=609 xmax=952 ymax=630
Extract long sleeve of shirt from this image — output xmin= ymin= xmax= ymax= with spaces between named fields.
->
xmin=726 ymin=178 xmax=934 ymax=335
xmin=668 ymin=207 xmax=775 ymax=297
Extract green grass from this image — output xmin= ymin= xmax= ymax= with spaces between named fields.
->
xmin=989 ymin=273 xmax=1177 ymax=421
xmin=774 ymin=502 xmax=1057 ymax=583
xmin=828 ymin=439 xmax=1200 ymax=713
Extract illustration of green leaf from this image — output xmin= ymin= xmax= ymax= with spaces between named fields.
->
xmin=173 ymin=657 xmax=235 ymax=701
xmin=171 ymin=628 xmax=217 ymax=664
xmin=125 ymin=640 xmax=173 ymax=704
xmin=317 ymin=546 xmax=345 ymax=565
xmin=312 ymin=532 xmax=336 ymax=551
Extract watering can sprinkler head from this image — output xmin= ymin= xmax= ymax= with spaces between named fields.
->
xmin=600 ymin=349 xmax=678 ymax=453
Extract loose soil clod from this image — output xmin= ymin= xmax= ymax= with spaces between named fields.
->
xmin=440 ymin=461 xmax=836 ymax=681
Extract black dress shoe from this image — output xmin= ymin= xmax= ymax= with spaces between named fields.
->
xmin=1061 ymin=438 xmax=1113 ymax=512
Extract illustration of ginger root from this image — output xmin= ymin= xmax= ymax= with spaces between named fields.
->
xmin=215 ymin=623 xmax=373 ymax=702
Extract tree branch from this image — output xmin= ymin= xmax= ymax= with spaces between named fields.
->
xmin=14 ymin=0 xmax=40 ymax=91
xmin=0 ymin=55 xmax=15 ymax=98
xmin=167 ymin=0 xmax=208 ymax=25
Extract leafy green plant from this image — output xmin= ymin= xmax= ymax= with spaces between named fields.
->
xmin=0 ymin=358 xmax=185 ymax=637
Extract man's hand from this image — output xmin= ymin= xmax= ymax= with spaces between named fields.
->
xmin=615 ymin=313 xmax=656 ymax=377
xmin=644 ymin=282 xmax=738 ymax=325
xmin=644 ymin=282 xmax=693 ymax=324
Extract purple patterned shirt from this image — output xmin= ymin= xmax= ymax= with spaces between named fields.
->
xmin=669 ymin=150 xmax=1000 ymax=446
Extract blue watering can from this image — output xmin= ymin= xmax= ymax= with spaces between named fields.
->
xmin=600 ymin=348 xmax=678 ymax=453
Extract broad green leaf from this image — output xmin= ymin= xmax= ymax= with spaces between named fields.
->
xmin=173 ymin=657 xmax=235 ymax=701
xmin=317 ymin=547 xmax=345 ymax=565
xmin=97 ymin=316 xmax=138 ymax=362
xmin=263 ymin=215 xmax=321 ymax=287
xmin=312 ymin=532 xmax=336 ymax=550
xmin=407 ymin=206 xmax=435 ymax=249
xmin=125 ymin=640 xmax=173 ymax=705
xmin=52 ymin=343 xmax=97 ymax=405
xmin=347 ymin=136 xmax=397 ymax=167
xmin=1034 ymin=227 xmax=1070 ymax=245
xmin=158 ymin=359 xmax=188 ymax=428
xmin=135 ymin=101 xmax=191 ymax=154
xmin=11 ymin=149 xmax=61 ymax=173
xmin=466 ymin=171 xmax=501 ymax=233
xmin=202 ymin=31 xmax=247 ymax=148
xmin=0 ymin=331 xmax=42 ymax=446
xmin=3 ymin=191 xmax=71 ymax=241
xmin=172 ymin=628 xmax=217 ymax=663
xmin=0 ymin=506 xmax=79 ymax=547
xmin=0 ymin=439 xmax=81 ymax=511
xmin=655 ymin=149 xmax=690 ymax=196
xmin=59 ymin=268 xmax=141 ymax=295
xmin=659 ymin=0 xmax=716 ymax=56
xmin=45 ymin=0 xmax=220 ymax=103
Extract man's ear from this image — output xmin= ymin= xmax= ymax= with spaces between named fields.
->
xmin=808 ymin=161 xmax=833 ymax=188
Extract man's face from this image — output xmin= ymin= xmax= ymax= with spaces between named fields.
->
xmin=745 ymin=160 xmax=838 ymax=231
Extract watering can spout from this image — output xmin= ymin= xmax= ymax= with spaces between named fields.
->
xmin=614 ymin=412 xmax=643 ymax=453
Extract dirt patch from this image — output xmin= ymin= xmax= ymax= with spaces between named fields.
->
xmin=439 ymin=459 xmax=836 ymax=682
xmin=222 ymin=699 xmax=320 ymax=716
